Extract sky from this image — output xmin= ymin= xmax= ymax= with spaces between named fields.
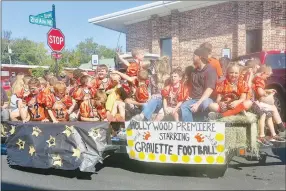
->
xmin=2 ymin=1 xmax=153 ymax=52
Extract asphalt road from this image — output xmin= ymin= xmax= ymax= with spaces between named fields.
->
xmin=1 ymin=149 xmax=286 ymax=190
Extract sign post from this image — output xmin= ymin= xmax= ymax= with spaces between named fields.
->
xmin=29 ymin=4 xmax=64 ymax=77
xmin=92 ymin=55 xmax=99 ymax=66
xmin=52 ymin=5 xmax=58 ymax=77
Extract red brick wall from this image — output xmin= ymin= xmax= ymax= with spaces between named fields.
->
xmin=126 ymin=1 xmax=286 ymax=68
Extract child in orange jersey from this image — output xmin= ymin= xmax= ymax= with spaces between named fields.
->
xmin=91 ymin=64 xmax=113 ymax=91
xmin=158 ymin=68 xmax=189 ymax=121
xmin=73 ymin=75 xmax=97 ymax=121
xmin=67 ymin=78 xmax=78 ymax=96
xmin=45 ymin=82 xmax=76 ymax=123
xmin=80 ymin=90 xmax=107 ymax=121
xmin=252 ymin=65 xmax=285 ymax=133
xmin=116 ymin=49 xmax=149 ymax=77
xmin=208 ymin=63 xmax=252 ymax=119
xmin=38 ymin=77 xmax=50 ymax=94
xmin=240 ymin=60 xmax=285 ymax=133
xmin=105 ymin=73 xmax=127 ymax=122
xmin=15 ymin=75 xmax=31 ymax=98
xmin=21 ymin=78 xmax=48 ymax=123
xmin=111 ymin=69 xmax=149 ymax=120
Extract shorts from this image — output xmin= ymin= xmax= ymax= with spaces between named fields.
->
xmin=250 ymin=101 xmax=273 ymax=119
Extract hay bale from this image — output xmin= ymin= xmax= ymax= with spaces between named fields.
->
xmin=210 ymin=112 xmax=259 ymax=154
xmin=215 ymin=112 xmax=258 ymax=123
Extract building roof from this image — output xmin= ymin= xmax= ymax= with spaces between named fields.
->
xmin=79 ymin=58 xmax=115 ymax=70
xmin=88 ymin=1 xmax=226 ymax=33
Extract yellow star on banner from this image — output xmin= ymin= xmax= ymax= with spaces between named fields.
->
xmin=9 ymin=125 xmax=16 ymax=135
xmin=62 ymin=125 xmax=74 ymax=137
xmin=1 ymin=125 xmax=7 ymax=137
xmin=31 ymin=127 xmax=42 ymax=137
xmin=72 ymin=148 xmax=81 ymax=159
xmin=16 ymin=139 xmax=25 ymax=150
xmin=88 ymin=128 xmax=101 ymax=138
xmin=29 ymin=146 xmax=36 ymax=156
xmin=46 ymin=135 xmax=56 ymax=148
xmin=52 ymin=154 xmax=62 ymax=167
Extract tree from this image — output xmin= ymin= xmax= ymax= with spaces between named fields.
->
xmin=1 ymin=30 xmax=116 ymax=66
xmin=10 ymin=38 xmax=50 ymax=65
xmin=1 ymin=30 xmax=12 ymax=64
xmin=59 ymin=49 xmax=81 ymax=68
xmin=75 ymin=38 xmax=116 ymax=63
xmin=1 ymin=34 xmax=50 ymax=65
xmin=30 ymin=67 xmax=47 ymax=78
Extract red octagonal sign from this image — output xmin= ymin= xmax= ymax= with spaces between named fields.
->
xmin=47 ymin=28 xmax=65 ymax=52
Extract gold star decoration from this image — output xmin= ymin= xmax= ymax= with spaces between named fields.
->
xmin=1 ymin=124 xmax=7 ymax=137
xmin=72 ymin=148 xmax=81 ymax=159
xmin=88 ymin=128 xmax=101 ymax=138
xmin=46 ymin=135 xmax=56 ymax=148
xmin=9 ymin=125 xmax=16 ymax=135
xmin=16 ymin=139 xmax=25 ymax=150
xmin=62 ymin=125 xmax=74 ymax=137
xmin=52 ymin=154 xmax=62 ymax=167
xmin=31 ymin=127 xmax=42 ymax=137
xmin=29 ymin=146 xmax=36 ymax=156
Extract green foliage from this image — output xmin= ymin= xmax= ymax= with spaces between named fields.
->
xmin=31 ymin=67 xmax=47 ymax=78
xmin=1 ymin=31 xmax=116 ymax=67
xmin=76 ymin=38 xmax=116 ymax=63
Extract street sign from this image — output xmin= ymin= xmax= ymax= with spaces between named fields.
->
xmin=222 ymin=48 xmax=231 ymax=59
xmin=92 ymin=55 xmax=99 ymax=65
xmin=37 ymin=11 xmax=53 ymax=19
xmin=51 ymin=52 xmax=62 ymax=59
xmin=29 ymin=15 xmax=53 ymax=27
xmin=47 ymin=28 xmax=65 ymax=52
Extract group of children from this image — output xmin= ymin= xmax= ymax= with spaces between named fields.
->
xmin=5 ymin=43 xmax=286 ymax=145
xmin=208 ymin=59 xmax=285 ymax=145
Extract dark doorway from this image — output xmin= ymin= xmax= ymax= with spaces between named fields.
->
xmin=160 ymin=38 xmax=172 ymax=67
xmin=246 ymin=29 xmax=262 ymax=54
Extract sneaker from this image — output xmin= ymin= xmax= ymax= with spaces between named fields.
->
xmin=208 ymin=112 xmax=222 ymax=120
xmin=257 ymin=137 xmax=273 ymax=146
xmin=132 ymin=114 xmax=145 ymax=121
xmin=117 ymin=128 xmax=127 ymax=140
xmin=240 ymin=110 xmax=247 ymax=116
xmin=277 ymin=124 xmax=285 ymax=133
xmin=269 ymin=135 xmax=286 ymax=142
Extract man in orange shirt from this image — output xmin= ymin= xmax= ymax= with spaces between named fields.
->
xmin=200 ymin=42 xmax=223 ymax=79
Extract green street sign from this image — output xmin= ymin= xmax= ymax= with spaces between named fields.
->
xmin=37 ymin=11 xmax=53 ymax=19
xmin=29 ymin=15 xmax=53 ymax=27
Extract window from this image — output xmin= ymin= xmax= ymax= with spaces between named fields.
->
xmin=160 ymin=38 xmax=172 ymax=66
xmin=265 ymin=53 xmax=286 ymax=69
xmin=1 ymin=71 xmax=9 ymax=77
xmin=246 ymin=29 xmax=262 ymax=54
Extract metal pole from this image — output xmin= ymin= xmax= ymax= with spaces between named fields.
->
xmin=52 ymin=4 xmax=59 ymax=77
xmin=8 ymin=44 xmax=12 ymax=64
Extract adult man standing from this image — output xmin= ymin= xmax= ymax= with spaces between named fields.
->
xmin=9 ymin=72 xmax=16 ymax=87
xmin=200 ymin=42 xmax=223 ymax=79
xmin=180 ymin=48 xmax=217 ymax=122
xmin=1 ymin=85 xmax=9 ymax=121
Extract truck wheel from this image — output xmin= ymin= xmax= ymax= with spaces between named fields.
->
xmin=274 ymin=91 xmax=286 ymax=121
xmin=258 ymin=153 xmax=267 ymax=165
xmin=207 ymin=164 xmax=228 ymax=178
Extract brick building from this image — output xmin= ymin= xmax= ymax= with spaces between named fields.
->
xmin=89 ymin=1 xmax=286 ymax=68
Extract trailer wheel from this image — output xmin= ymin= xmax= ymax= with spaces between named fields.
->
xmin=258 ymin=153 xmax=267 ymax=165
xmin=206 ymin=164 xmax=228 ymax=178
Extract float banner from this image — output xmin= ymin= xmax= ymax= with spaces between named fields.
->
xmin=2 ymin=121 xmax=110 ymax=172
xmin=125 ymin=120 xmax=226 ymax=165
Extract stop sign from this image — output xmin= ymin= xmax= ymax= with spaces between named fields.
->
xmin=47 ymin=28 xmax=65 ymax=52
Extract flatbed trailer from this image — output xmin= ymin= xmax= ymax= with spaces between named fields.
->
xmin=1 ymin=119 xmax=285 ymax=178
